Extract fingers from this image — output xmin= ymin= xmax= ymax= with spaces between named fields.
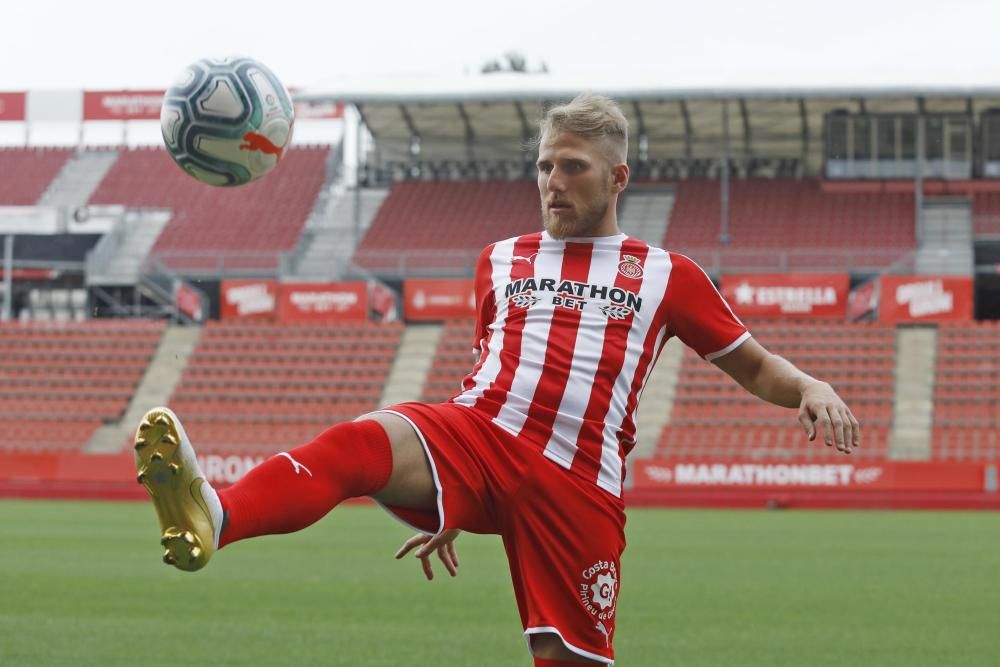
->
xmin=804 ymin=406 xmax=858 ymax=455
xmin=439 ymin=543 xmax=459 ymax=577
xmin=395 ymin=534 xmax=430 ymax=559
xmin=420 ymin=552 xmax=435 ymax=581
xmin=399 ymin=529 xmax=462 ymax=581
xmin=798 ymin=408 xmax=816 ymax=441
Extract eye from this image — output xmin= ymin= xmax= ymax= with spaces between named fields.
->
xmin=537 ymin=163 xmax=553 ymax=174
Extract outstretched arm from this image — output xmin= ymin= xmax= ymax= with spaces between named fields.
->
xmin=711 ymin=338 xmax=860 ymax=454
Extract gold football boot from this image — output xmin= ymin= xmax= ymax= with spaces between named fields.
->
xmin=134 ymin=407 xmax=223 ymax=572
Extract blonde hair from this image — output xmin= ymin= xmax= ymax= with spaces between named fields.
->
xmin=537 ymin=93 xmax=629 ymax=163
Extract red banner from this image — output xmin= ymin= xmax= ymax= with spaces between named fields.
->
xmin=278 ymin=282 xmax=368 ymax=321
xmin=0 ymin=92 xmax=26 ymax=121
xmin=847 ymin=277 xmax=879 ymax=321
xmin=720 ymin=273 xmax=849 ymax=318
xmin=404 ymin=278 xmax=476 ymax=320
xmin=633 ymin=460 xmax=986 ymax=492
xmin=83 ymin=90 xmax=164 ymax=120
xmin=173 ymin=280 xmax=205 ymax=322
xmin=220 ymin=280 xmax=278 ymax=320
xmin=878 ymin=275 xmax=974 ymax=323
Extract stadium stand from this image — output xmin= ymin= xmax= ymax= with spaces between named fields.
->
xmin=657 ymin=320 xmax=895 ymax=460
xmin=972 ymin=192 xmax=1000 ymax=236
xmin=0 ymin=319 xmax=165 ymax=451
xmin=665 ymin=179 xmax=917 ymax=271
xmin=423 ymin=319 xmax=896 ymax=461
xmin=167 ymin=321 xmax=403 ymax=453
xmin=352 ymin=181 xmax=541 ymax=273
xmin=932 ymin=321 xmax=1000 ymax=460
xmin=86 ymin=146 xmax=329 ymax=271
xmin=0 ymin=147 xmax=73 ymax=205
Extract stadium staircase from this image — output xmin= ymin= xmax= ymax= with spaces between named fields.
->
xmin=38 ymin=149 xmax=119 ymax=210
xmin=379 ymin=323 xmax=444 ymax=406
xmin=85 ymin=210 xmax=172 ymax=285
xmin=618 ymin=187 xmax=676 ymax=246
xmin=84 ymin=324 xmax=202 ymax=452
xmin=914 ymin=200 xmax=975 ymax=274
xmin=887 ymin=327 xmax=936 ymax=460
xmin=291 ymin=186 xmax=390 ymax=279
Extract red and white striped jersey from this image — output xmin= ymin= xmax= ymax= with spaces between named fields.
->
xmin=452 ymin=231 xmax=749 ymax=497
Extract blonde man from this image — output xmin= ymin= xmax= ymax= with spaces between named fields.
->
xmin=136 ymin=93 xmax=858 ymax=666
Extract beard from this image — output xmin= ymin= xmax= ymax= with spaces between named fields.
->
xmin=542 ymin=195 xmax=610 ymax=239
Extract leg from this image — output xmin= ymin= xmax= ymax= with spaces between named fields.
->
xmin=499 ymin=450 xmax=626 ymax=666
xmin=531 ymin=634 xmax=603 ymax=664
xmin=134 ymin=407 xmax=437 ymax=571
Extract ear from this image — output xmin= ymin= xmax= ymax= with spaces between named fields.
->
xmin=611 ymin=162 xmax=629 ymax=194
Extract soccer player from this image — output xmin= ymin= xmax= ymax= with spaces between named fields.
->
xmin=134 ymin=93 xmax=859 ymax=666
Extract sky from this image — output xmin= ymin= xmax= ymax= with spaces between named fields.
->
xmin=4 ymin=0 xmax=1000 ymax=92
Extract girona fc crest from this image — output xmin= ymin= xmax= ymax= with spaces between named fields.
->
xmin=618 ymin=255 xmax=643 ymax=279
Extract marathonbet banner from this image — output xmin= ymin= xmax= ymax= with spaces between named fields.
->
xmin=633 ymin=460 xmax=985 ymax=492
xmin=83 ymin=90 xmax=164 ymax=120
xmin=878 ymin=275 xmax=973 ymax=323
xmin=720 ymin=273 xmax=849 ymax=318
xmin=404 ymin=278 xmax=476 ymax=320
xmin=278 ymin=282 xmax=368 ymax=321
xmin=0 ymin=92 xmax=26 ymax=121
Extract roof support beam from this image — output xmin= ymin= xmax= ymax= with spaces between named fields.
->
xmin=398 ymin=104 xmax=420 ymax=160
xmin=799 ymin=98 xmax=809 ymax=167
xmin=355 ymin=103 xmax=375 ymax=139
xmin=632 ymin=101 xmax=648 ymax=163
xmin=678 ymin=100 xmax=693 ymax=160
xmin=514 ymin=101 xmax=532 ymax=142
xmin=456 ymin=102 xmax=475 ymax=161
xmin=738 ymin=98 xmax=751 ymax=157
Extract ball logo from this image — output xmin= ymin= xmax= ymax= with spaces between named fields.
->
xmin=240 ymin=131 xmax=287 ymax=158
xmin=618 ymin=255 xmax=643 ymax=279
xmin=265 ymin=93 xmax=275 ymax=105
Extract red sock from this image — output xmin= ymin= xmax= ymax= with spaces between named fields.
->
xmin=217 ymin=420 xmax=393 ymax=548
xmin=534 ymin=658 xmax=590 ymax=666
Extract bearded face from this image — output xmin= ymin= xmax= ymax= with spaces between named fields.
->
xmin=536 ymin=131 xmax=621 ymax=239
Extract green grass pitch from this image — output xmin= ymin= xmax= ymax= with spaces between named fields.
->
xmin=1 ymin=500 xmax=998 ymax=666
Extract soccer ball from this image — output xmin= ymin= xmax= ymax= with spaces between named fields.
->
xmin=160 ymin=56 xmax=295 ymax=187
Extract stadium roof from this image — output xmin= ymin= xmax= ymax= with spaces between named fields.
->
xmin=297 ymin=73 xmax=1000 ymax=172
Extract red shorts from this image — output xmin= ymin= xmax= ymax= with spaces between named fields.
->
xmin=376 ymin=402 xmax=626 ymax=665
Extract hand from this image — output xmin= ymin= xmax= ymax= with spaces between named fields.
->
xmin=394 ymin=529 xmax=461 ymax=580
xmin=798 ymin=382 xmax=860 ymax=454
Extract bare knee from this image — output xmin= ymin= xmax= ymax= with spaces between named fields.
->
xmin=530 ymin=633 xmax=600 ymax=664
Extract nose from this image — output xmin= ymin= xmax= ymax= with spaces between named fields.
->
xmin=546 ymin=168 xmax=566 ymax=193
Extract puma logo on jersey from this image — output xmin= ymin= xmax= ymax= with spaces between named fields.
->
xmin=595 ymin=621 xmax=611 ymax=646
xmin=511 ymin=253 xmax=537 ymax=264
xmin=277 ymin=452 xmax=313 ymax=476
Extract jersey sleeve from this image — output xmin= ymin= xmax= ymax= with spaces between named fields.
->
xmin=472 ymin=244 xmax=497 ymax=354
xmin=664 ymin=252 xmax=750 ymax=360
